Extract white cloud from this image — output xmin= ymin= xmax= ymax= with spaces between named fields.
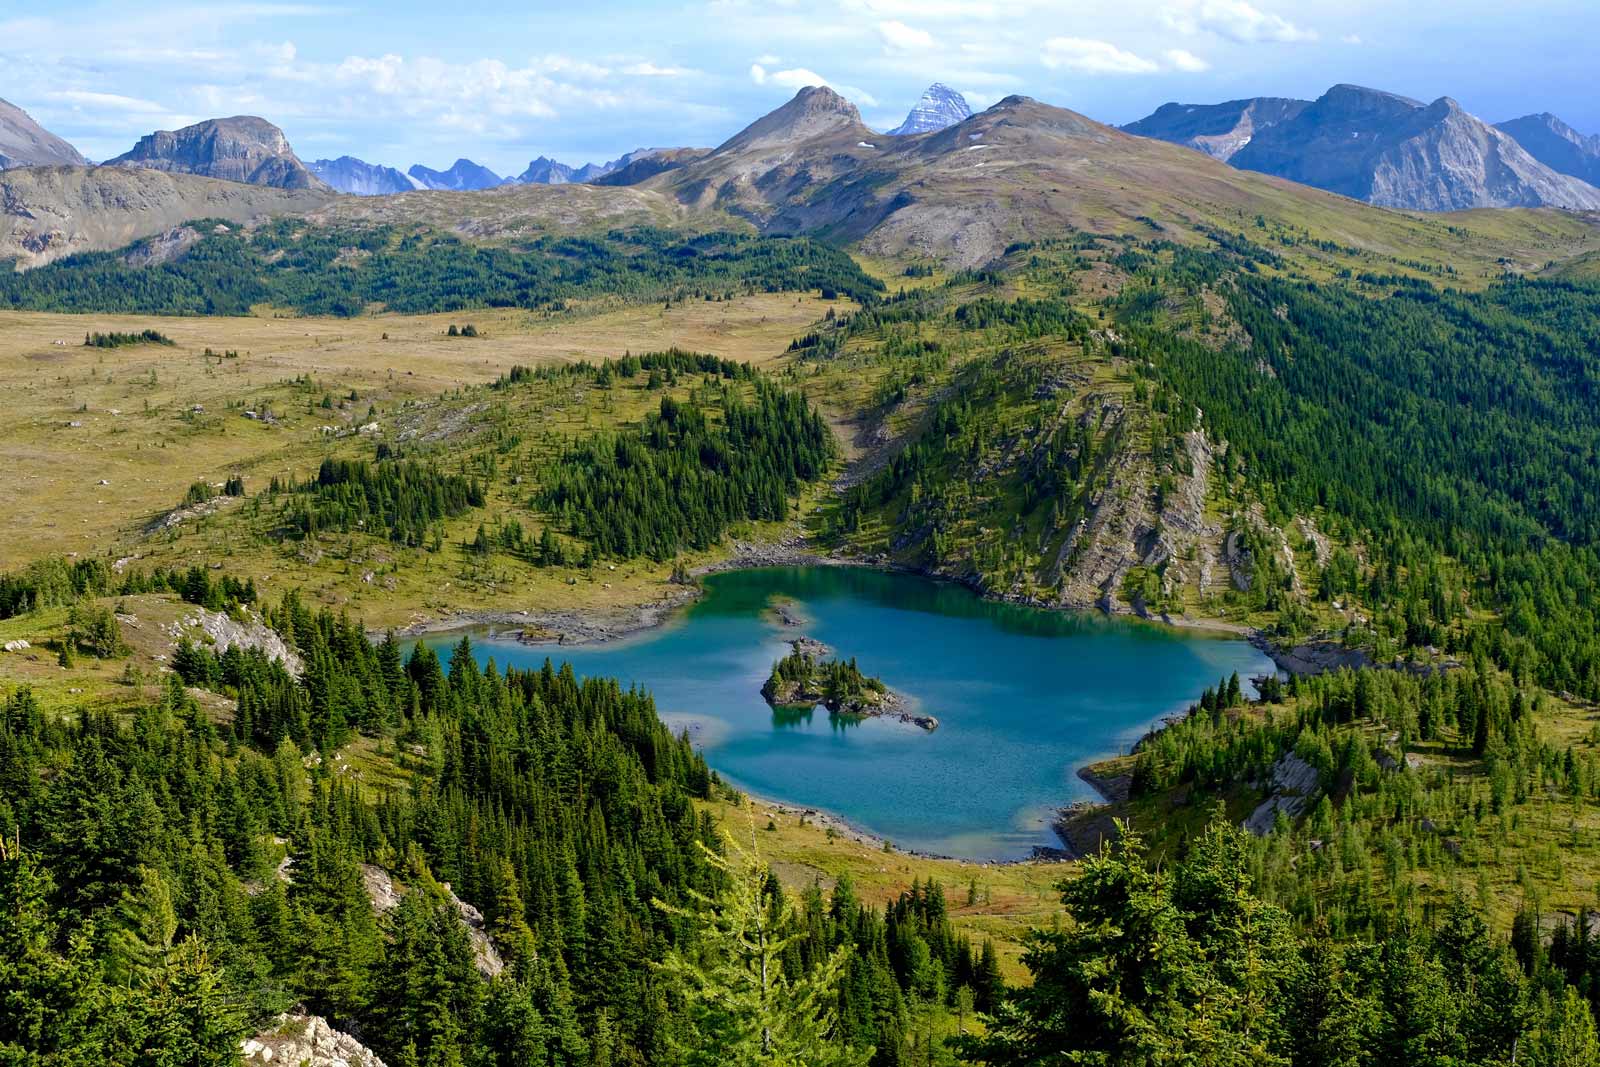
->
xmin=49 ymin=90 xmax=168 ymax=113
xmin=756 ymin=53 xmax=782 ymax=65
xmin=751 ymin=64 xmax=831 ymax=90
xmin=1163 ymin=48 xmax=1210 ymax=72
xmin=1342 ymin=33 xmax=1363 ymax=45
xmin=877 ymin=19 xmax=935 ymax=51
xmin=1041 ymin=37 xmax=1159 ymax=75
xmin=1165 ymin=0 xmax=1317 ymax=44
xmin=623 ymin=61 xmax=694 ymax=76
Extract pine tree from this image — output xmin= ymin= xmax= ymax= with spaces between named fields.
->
xmin=655 ymin=809 xmax=872 ymax=1067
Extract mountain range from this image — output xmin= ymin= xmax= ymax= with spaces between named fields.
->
xmin=5 ymin=80 xmax=1600 ymax=270
xmin=1124 ymin=84 xmax=1600 ymax=210
xmin=308 ymin=156 xmax=419 ymax=195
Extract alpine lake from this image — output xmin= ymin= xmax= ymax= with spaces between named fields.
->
xmin=437 ymin=566 xmax=1274 ymax=860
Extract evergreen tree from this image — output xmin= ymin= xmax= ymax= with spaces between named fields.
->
xmin=656 ymin=814 xmax=873 ymax=1067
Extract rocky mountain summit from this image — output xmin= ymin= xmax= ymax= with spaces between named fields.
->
xmin=890 ymin=83 xmax=973 ymax=136
xmin=407 ymin=158 xmax=505 ymax=190
xmin=1497 ymin=112 xmax=1600 ymax=187
xmin=309 ymin=155 xmax=419 ymax=195
xmin=1127 ymin=84 xmax=1600 ymax=210
xmin=108 ymin=116 xmax=329 ymax=191
xmin=0 ymin=98 xmax=86 ymax=169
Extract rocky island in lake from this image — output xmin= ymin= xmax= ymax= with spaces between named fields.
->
xmin=762 ymin=640 xmax=939 ymax=730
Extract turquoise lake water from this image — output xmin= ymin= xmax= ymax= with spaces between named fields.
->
xmin=439 ymin=566 xmax=1273 ymax=860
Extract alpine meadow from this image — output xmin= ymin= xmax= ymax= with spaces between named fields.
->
xmin=8 ymin=4 xmax=1600 ymax=1064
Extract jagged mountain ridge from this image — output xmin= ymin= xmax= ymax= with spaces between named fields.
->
xmin=1127 ymin=84 xmax=1600 ymax=210
xmin=407 ymin=158 xmax=505 ymax=191
xmin=0 ymin=98 xmax=87 ymax=169
xmin=309 ymin=155 xmax=420 ymax=195
xmin=637 ymin=87 xmax=1524 ymax=267
xmin=516 ymin=148 xmax=669 ymax=185
xmin=1497 ymin=113 xmax=1600 ymax=187
xmin=1121 ymin=97 xmax=1309 ymax=162
xmin=890 ymin=84 xmax=973 ymax=136
xmin=108 ymin=116 xmax=329 ymax=191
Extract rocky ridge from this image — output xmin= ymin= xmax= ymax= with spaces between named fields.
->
xmin=309 ymin=155 xmax=420 ymax=195
xmin=109 ymin=116 xmax=329 ymax=191
xmin=407 ymin=158 xmax=505 ymax=191
xmin=1497 ymin=112 xmax=1600 ymax=187
xmin=1130 ymin=84 xmax=1600 ymax=210
xmin=0 ymin=98 xmax=87 ymax=170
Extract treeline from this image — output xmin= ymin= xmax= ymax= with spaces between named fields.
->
xmin=0 ymin=222 xmax=884 ymax=316
xmin=0 ymin=555 xmax=256 ymax=619
xmin=272 ymin=457 xmax=486 ymax=547
xmin=540 ymin=383 xmax=833 ymax=561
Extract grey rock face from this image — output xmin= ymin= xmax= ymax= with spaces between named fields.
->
xmin=407 ymin=158 xmax=504 ymax=190
xmin=0 ymin=98 xmax=87 ymax=169
xmin=241 ymin=1014 xmax=387 ymax=1067
xmin=1122 ymin=96 xmax=1308 ymax=161
xmin=309 ymin=155 xmax=418 ymax=195
xmin=518 ymin=155 xmax=576 ymax=184
xmin=109 ymin=116 xmax=328 ymax=191
xmin=1129 ymin=84 xmax=1600 ymax=210
xmin=1497 ymin=112 xmax=1600 ymax=186
xmin=890 ymin=84 xmax=973 ymax=136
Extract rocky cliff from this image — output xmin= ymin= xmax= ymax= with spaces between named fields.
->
xmin=108 ymin=116 xmax=329 ymax=191
xmin=1122 ymin=97 xmax=1308 ymax=161
xmin=1128 ymin=84 xmax=1600 ymax=210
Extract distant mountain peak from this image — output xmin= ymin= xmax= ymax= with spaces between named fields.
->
xmin=0 ymin=97 xmax=87 ymax=169
xmin=1497 ymin=112 xmax=1600 ymax=186
xmin=407 ymin=159 xmax=504 ymax=191
xmin=109 ymin=116 xmax=327 ymax=191
xmin=890 ymin=84 xmax=972 ymax=136
xmin=308 ymin=156 xmax=415 ymax=196
xmin=720 ymin=86 xmax=866 ymax=152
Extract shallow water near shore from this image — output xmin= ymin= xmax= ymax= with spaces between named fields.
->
xmin=438 ymin=566 xmax=1273 ymax=860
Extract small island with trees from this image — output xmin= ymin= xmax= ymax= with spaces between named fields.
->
xmin=761 ymin=640 xmax=938 ymax=730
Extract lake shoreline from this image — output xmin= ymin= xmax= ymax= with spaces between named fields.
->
xmin=387 ymin=539 xmax=1296 ymax=863
xmin=386 ymin=535 xmax=1280 ymax=654
xmin=723 ymin=784 xmax=1073 ymax=866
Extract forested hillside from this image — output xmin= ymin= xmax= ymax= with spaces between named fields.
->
xmin=0 ymin=222 xmax=883 ymax=315
xmin=9 ymin=183 xmax=1600 ymax=1063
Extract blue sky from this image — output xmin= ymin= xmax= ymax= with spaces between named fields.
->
xmin=3 ymin=0 xmax=1596 ymax=176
